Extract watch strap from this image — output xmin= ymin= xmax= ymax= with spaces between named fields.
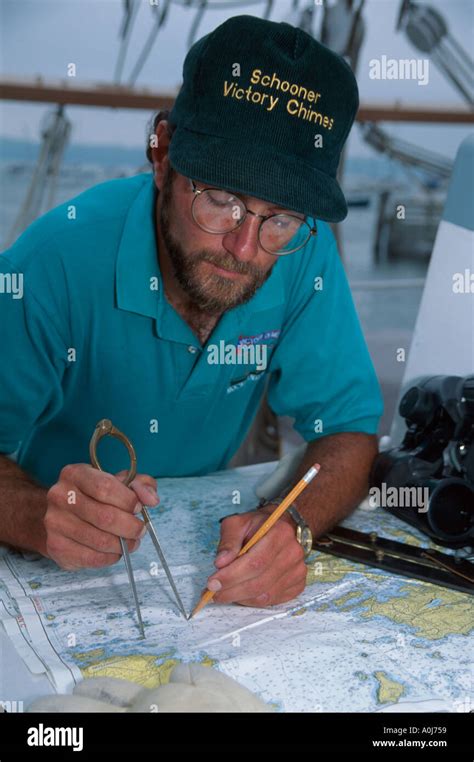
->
xmin=287 ymin=503 xmax=306 ymax=530
xmin=258 ymin=497 xmax=313 ymax=557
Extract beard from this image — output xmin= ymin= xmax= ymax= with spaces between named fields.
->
xmin=158 ymin=169 xmax=272 ymax=314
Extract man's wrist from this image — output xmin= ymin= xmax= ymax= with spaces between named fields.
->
xmin=256 ymin=500 xmax=296 ymax=528
xmin=257 ymin=497 xmax=313 ymax=557
xmin=0 ymin=483 xmax=48 ymax=556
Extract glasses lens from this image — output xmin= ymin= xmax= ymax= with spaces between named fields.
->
xmin=260 ymin=215 xmax=310 ymax=255
xmin=193 ymin=189 xmax=245 ymax=233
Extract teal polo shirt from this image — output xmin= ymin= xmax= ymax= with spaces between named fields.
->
xmin=0 ymin=172 xmax=383 ymax=487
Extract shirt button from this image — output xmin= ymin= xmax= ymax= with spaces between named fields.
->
xmin=188 ymin=345 xmax=198 ymax=354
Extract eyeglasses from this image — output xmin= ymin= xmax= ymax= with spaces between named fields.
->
xmin=189 ymin=179 xmax=317 ymax=256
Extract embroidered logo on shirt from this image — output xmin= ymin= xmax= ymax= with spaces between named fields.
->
xmin=236 ymin=329 xmax=281 ymax=347
xmin=226 ymin=370 xmax=267 ymax=394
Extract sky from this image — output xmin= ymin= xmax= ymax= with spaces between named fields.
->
xmin=0 ymin=0 xmax=472 ymax=159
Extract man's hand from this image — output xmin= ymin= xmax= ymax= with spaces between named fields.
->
xmin=44 ymin=465 xmax=159 ymax=570
xmin=206 ymin=506 xmax=306 ymax=608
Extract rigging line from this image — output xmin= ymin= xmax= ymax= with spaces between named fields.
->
xmin=45 ymin=112 xmax=71 ymax=211
xmin=438 ymin=38 xmax=474 ymax=87
xmin=120 ymin=0 xmax=134 ymax=39
xmin=346 ymin=0 xmax=366 ymax=61
xmin=263 ymin=0 xmax=274 ymax=20
xmin=114 ymin=0 xmax=141 ymax=84
xmin=127 ymin=0 xmax=172 ymax=86
xmin=431 ymin=48 xmax=473 ymax=105
xmin=447 ymin=33 xmax=474 ymax=72
xmin=187 ymin=0 xmax=208 ymax=50
xmin=5 ymin=107 xmax=72 ymax=248
xmin=171 ymin=0 xmax=262 ymax=8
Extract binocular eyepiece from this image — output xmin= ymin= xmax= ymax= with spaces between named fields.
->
xmin=370 ymin=375 xmax=474 ymax=547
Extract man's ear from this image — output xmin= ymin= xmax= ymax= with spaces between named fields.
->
xmin=150 ymin=120 xmax=172 ymax=190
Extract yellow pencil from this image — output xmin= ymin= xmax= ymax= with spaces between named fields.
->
xmin=191 ymin=463 xmax=321 ymax=618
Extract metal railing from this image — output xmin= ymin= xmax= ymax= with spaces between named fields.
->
xmin=350 ymin=278 xmax=425 ymax=290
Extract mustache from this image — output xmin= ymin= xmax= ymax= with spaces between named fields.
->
xmin=194 ymin=250 xmax=266 ymax=277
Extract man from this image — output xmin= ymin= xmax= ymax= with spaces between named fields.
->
xmin=0 ymin=15 xmax=382 ymax=608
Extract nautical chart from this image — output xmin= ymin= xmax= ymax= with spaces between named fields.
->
xmin=0 ymin=463 xmax=472 ymax=712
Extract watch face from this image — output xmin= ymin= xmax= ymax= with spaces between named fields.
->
xmin=296 ymin=526 xmax=313 ymax=557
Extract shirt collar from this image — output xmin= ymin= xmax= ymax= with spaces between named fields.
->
xmin=116 ymin=173 xmax=161 ymax=320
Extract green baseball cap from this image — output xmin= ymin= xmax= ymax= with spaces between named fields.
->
xmin=169 ymin=15 xmax=359 ymax=223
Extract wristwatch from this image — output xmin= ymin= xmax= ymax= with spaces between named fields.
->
xmin=287 ymin=504 xmax=314 ymax=558
xmin=258 ymin=497 xmax=313 ymax=558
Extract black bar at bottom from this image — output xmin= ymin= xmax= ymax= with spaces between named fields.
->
xmin=0 ymin=711 xmax=471 ymax=758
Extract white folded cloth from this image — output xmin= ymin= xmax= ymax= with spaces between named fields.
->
xmin=27 ymin=663 xmax=273 ymax=713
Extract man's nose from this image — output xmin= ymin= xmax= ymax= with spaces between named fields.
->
xmin=222 ymin=215 xmax=261 ymax=263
